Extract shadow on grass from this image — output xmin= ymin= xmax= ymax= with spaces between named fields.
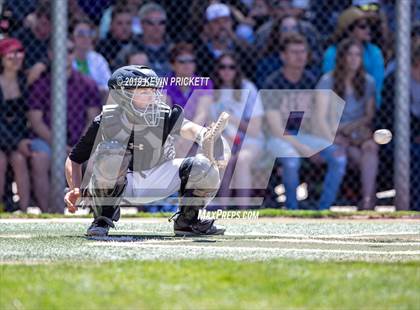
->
xmin=68 ymin=234 xmax=222 ymax=243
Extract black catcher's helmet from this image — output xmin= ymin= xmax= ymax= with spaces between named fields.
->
xmin=108 ymin=65 xmax=170 ymax=126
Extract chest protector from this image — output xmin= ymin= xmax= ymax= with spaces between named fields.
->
xmin=100 ymin=104 xmax=181 ymax=171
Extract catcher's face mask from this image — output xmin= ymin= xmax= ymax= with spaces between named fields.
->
xmin=120 ymin=86 xmax=169 ymax=127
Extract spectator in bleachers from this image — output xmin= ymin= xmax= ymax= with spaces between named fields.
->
xmin=351 ymin=0 xmax=396 ymax=82
xmin=380 ymin=42 xmax=420 ymax=211
xmin=165 ymin=43 xmax=213 ymax=125
xmin=0 ymin=5 xmax=18 ymax=38
xmin=311 ymin=0 xmax=350 ymax=37
xmin=249 ymin=0 xmax=272 ymax=29
xmin=317 ymin=38 xmax=378 ymax=210
xmin=256 ymin=14 xmax=316 ymax=87
xmin=113 ymin=3 xmax=170 ymax=76
xmin=67 ymin=0 xmax=91 ymax=27
xmin=352 ymin=0 xmax=392 ymax=66
xmin=264 ymin=33 xmax=347 ymax=210
xmin=13 ymin=2 xmax=51 ymax=84
xmin=323 ymin=7 xmax=384 ymax=107
xmin=28 ymin=40 xmax=101 ymax=212
xmin=3 ymin=0 xmax=37 ymax=30
xmin=409 ymin=43 xmax=420 ymax=211
xmin=99 ymin=0 xmax=143 ymax=40
xmin=132 ymin=2 xmax=171 ymax=77
xmin=264 ymin=34 xmax=315 ymax=90
xmin=195 ymin=3 xmax=253 ymax=77
xmin=76 ymin=0 xmax=112 ymax=25
xmin=211 ymin=52 xmax=264 ymax=208
xmin=97 ymin=6 xmax=136 ymax=70
xmin=254 ymin=0 xmax=322 ymax=76
xmin=0 ymin=38 xmax=31 ymax=212
xmin=72 ymin=19 xmax=111 ymax=102
xmin=233 ymin=0 xmax=271 ymax=44
xmin=125 ymin=47 xmax=150 ymax=66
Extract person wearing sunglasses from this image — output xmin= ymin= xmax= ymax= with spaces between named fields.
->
xmin=0 ymin=38 xmax=31 ymax=212
xmin=211 ymin=52 xmax=264 ymax=209
xmin=194 ymin=3 xmax=253 ymax=78
xmin=323 ymin=6 xmax=384 ymax=108
xmin=132 ymin=2 xmax=171 ymax=77
xmin=165 ymin=43 xmax=213 ymax=126
xmin=352 ymin=0 xmax=393 ymax=74
xmin=72 ymin=19 xmax=111 ymax=103
xmin=113 ymin=2 xmax=171 ymax=77
xmin=28 ymin=40 xmax=102 ymax=213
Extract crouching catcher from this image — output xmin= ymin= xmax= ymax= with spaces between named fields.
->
xmin=64 ymin=65 xmax=230 ymax=236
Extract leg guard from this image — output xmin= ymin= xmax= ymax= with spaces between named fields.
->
xmin=179 ymin=154 xmax=220 ymax=209
xmin=171 ymin=154 xmax=225 ymax=235
xmin=82 ymin=141 xmax=131 ymax=226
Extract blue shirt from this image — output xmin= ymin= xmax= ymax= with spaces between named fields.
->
xmin=322 ymin=42 xmax=384 ymax=108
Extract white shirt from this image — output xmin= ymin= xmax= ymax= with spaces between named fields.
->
xmin=211 ymin=79 xmax=264 ymax=143
xmin=73 ymin=50 xmax=111 ymax=91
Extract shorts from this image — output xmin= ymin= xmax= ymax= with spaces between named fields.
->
xmin=31 ymin=138 xmax=52 ymax=157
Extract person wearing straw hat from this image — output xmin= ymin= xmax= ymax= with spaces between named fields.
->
xmin=322 ymin=6 xmax=384 ymax=108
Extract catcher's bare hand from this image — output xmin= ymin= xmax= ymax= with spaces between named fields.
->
xmin=64 ymin=188 xmax=80 ymax=213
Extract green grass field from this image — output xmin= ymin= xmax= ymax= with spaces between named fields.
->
xmin=1 ymin=216 xmax=419 ymax=309
xmin=2 ymin=260 xmax=419 ymax=309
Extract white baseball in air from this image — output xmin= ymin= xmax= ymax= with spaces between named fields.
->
xmin=373 ymin=129 xmax=392 ymax=145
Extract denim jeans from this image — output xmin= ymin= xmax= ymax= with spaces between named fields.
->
xmin=267 ymin=134 xmax=347 ymax=210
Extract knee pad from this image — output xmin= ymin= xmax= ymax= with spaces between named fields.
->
xmin=179 ymin=154 xmax=220 ymax=196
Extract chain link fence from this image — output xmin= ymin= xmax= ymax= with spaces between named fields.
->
xmin=0 ymin=0 xmax=418 ymax=213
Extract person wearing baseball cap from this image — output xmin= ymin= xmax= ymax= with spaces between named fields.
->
xmin=0 ymin=37 xmax=32 ymax=212
xmin=0 ymin=38 xmax=24 ymax=57
xmin=194 ymin=3 xmax=253 ymax=77
xmin=323 ymin=6 xmax=384 ymax=107
xmin=205 ymin=3 xmax=231 ymax=22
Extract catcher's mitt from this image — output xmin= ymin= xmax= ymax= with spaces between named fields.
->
xmin=202 ymin=112 xmax=230 ymax=169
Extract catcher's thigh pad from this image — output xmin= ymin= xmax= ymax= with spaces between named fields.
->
xmin=90 ymin=140 xmax=131 ymax=190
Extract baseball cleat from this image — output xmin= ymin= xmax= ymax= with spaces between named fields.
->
xmin=85 ymin=217 xmax=114 ymax=236
xmin=173 ymin=218 xmax=226 ymax=236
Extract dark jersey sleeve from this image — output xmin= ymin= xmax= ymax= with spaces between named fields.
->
xmin=69 ymin=114 xmax=102 ymax=164
xmin=162 ymin=105 xmax=184 ymax=141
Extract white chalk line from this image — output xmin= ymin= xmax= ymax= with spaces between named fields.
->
xmin=85 ymin=235 xmax=420 ymax=246
xmin=87 ymin=242 xmax=420 ymax=256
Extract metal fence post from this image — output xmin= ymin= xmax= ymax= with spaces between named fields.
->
xmin=394 ymin=0 xmax=411 ymax=210
xmin=50 ymin=0 xmax=68 ymax=213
